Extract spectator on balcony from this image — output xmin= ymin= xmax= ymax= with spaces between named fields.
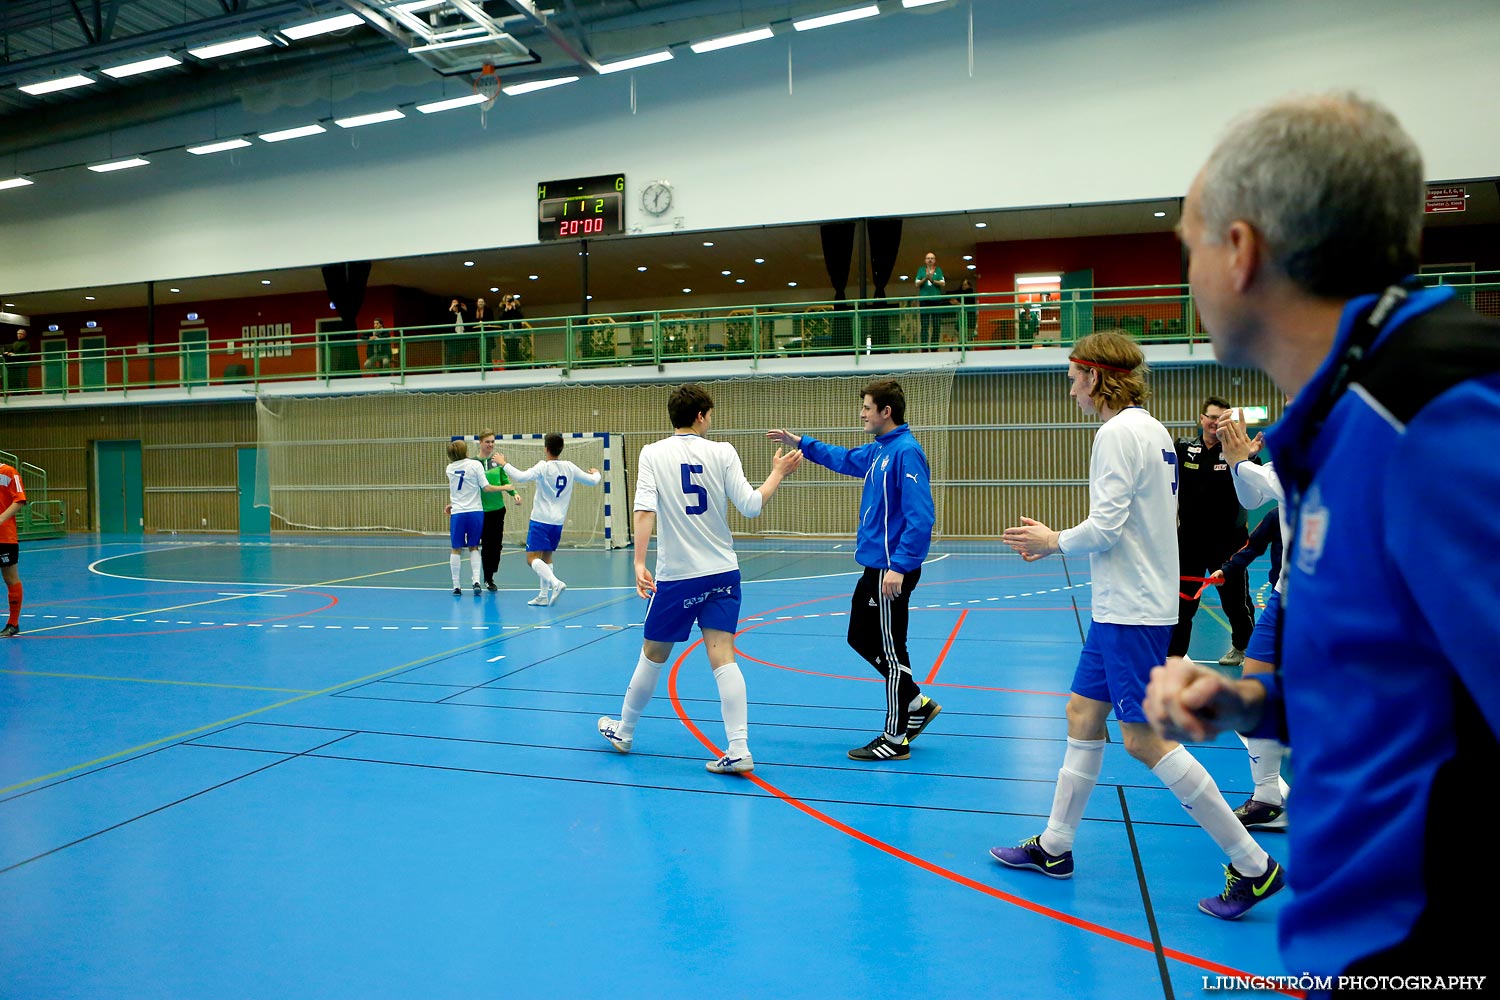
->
xmin=914 ymin=252 xmax=947 ymax=351
xmin=446 ymin=298 xmax=478 ymax=370
xmin=362 ymin=319 xmax=391 ymax=370
xmin=474 ymin=297 xmax=495 ymax=365
xmin=956 ymin=278 xmax=979 ymax=341
xmin=500 ymin=294 xmax=526 ymax=364
xmin=2 ymin=328 xmax=30 ymax=392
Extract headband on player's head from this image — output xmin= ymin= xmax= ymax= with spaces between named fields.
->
xmin=1068 ymin=356 xmax=1136 ymax=375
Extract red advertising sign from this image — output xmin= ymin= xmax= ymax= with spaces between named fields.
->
xmin=1425 ymin=186 xmax=1467 ymax=214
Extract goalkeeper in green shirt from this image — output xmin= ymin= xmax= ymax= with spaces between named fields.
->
xmin=477 ymin=430 xmax=520 ymax=591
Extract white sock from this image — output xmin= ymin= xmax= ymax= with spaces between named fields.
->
xmin=908 ymin=692 xmax=924 ymax=712
xmin=713 ymin=661 xmax=750 ymax=756
xmin=449 ymin=554 xmax=461 ymax=587
xmin=617 ymin=653 xmax=664 ymax=740
xmin=1238 ymin=734 xmax=1287 ymax=806
xmin=469 ymin=549 xmax=482 ymax=584
xmin=1153 ymin=745 xmax=1268 ymax=876
xmin=531 ymin=560 xmax=558 ymax=591
xmin=1039 ymin=736 xmax=1104 ymax=855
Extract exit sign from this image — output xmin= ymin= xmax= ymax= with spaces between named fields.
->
xmin=1425 ymin=186 xmax=1467 ymax=214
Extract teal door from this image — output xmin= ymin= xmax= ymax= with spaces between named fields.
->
xmin=237 ymin=447 xmax=270 ymax=534
xmin=96 ymin=440 xmax=144 ymax=534
xmin=182 ymin=327 xmax=208 ymax=386
xmin=42 ymin=337 xmax=67 ymax=393
xmin=79 ymin=334 xmax=107 ymax=390
xmin=1059 ymin=269 xmax=1094 ymax=345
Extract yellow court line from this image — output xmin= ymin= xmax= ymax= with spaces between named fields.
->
xmin=1 ymin=670 xmax=314 ymax=694
xmin=0 ymin=592 xmax=631 ymax=797
xmin=27 ymin=559 xmax=452 ymax=635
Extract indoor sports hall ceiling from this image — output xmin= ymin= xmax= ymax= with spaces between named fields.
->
xmin=4 ymin=0 xmax=1496 ymax=320
xmin=0 ymin=0 xmax=913 ymax=156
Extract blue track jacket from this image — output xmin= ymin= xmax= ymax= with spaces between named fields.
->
xmin=1257 ymin=284 xmax=1500 ymax=982
xmin=798 ymin=424 xmax=934 ymax=574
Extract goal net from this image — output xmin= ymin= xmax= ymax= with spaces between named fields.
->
xmin=254 ymin=390 xmax=624 ymax=547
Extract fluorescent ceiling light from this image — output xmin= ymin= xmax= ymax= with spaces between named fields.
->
xmin=598 ymin=50 xmax=674 ymax=74
xmin=0 ymin=177 xmax=35 ymax=191
xmin=88 ymin=157 xmax=150 ymax=173
xmin=396 ymin=0 xmax=445 ymax=11
xmin=502 ymin=77 xmax=578 ymax=96
xmin=188 ymin=36 xmax=273 ymax=60
xmin=187 ymin=138 xmax=252 ymax=155
xmin=18 ymin=74 xmax=95 ymax=95
xmin=690 ymin=27 xmax=773 ymax=53
xmin=416 ymin=93 xmax=487 ymax=113
xmin=902 ymin=0 xmax=947 ymax=7
xmin=259 ymin=123 xmax=327 ymax=142
xmin=1016 ymin=275 xmax=1061 ymax=285
xmin=335 ymin=109 xmax=405 ymax=128
xmin=101 ymin=55 xmax=182 ymax=79
xmin=280 ymin=12 xmax=363 ymax=39
xmin=793 ymin=5 xmax=879 ymax=30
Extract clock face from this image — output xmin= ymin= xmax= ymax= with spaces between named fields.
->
xmin=642 ymin=181 xmax=673 ymax=216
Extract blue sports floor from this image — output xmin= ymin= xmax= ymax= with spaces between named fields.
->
xmin=1 ymin=535 xmax=1294 ymax=1000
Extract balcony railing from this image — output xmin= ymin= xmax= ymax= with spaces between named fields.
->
xmin=6 ymin=275 xmax=1497 ymax=400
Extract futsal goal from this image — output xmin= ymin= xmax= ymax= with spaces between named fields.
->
xmin=254 ymin=390 xmax=625 ymax=547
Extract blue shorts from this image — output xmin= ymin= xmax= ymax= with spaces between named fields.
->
xmin=449 ymin=510 xmax=484 ymax=548
xmin=525 ymin=520 xmax=563 ymax=554
xmin=643 ymin=570 xmax=742 ymax=643
xmin=1072 ymin=621 xmax=1172 ymax=724
xmin=1244 ymin=588 xmax=1281 ymax=665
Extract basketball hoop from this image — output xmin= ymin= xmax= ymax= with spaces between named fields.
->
xmin=473 ymin=63 xmax=500 ymax=126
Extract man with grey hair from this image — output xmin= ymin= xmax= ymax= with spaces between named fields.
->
xmin=1145 ymin=93 xmax=1499 ymax=986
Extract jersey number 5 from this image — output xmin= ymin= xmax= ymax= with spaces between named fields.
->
xmin=680 ymin=464 xmax=707 ymax=515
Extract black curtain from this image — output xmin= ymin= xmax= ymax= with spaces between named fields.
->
xmin=866 ymin=218 xmax=903 ymax=347
xmin=867 ymin=218 xmax=902 ymax=298
xmin=820 ymin=221 xmax=856 ymax=301
xmin=321 ymin=260 xmax=372 ymax=373
xmin=820 ymin=221 xmax=857 ymax=350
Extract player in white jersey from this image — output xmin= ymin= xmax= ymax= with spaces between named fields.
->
xmin=1213 ymin=406 xmax=1292 ymax=830
xmin=500 ymin=433 xmax=602 ymax=606
xmin=445 ymin=438 xmax=507 ymax=596
xmin=991 ymin=331 xmax=1285 ymax=920
xmin=598 ymin=384 xmax=802 ymax=774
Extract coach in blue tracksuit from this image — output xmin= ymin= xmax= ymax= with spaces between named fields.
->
xmin=1148 ymin=92 xmax=1499 ymax=992
xmin=768 ymin=378 xmax=940 ymax=762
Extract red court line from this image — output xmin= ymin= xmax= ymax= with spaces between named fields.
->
xmin=924 ymin=609 xmax=967 ymax=684
xmin=666 ymin=638 xmax=1300 ymax=997
xmin=731 ymin=617 xmax=1071 ymax=697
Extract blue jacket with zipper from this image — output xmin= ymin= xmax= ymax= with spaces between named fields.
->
xmin=798 ymin=424 xmax=934 ymax=574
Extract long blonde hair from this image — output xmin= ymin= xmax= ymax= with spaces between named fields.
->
xmin=1070 ymin=331 xmax=1149 ymax=411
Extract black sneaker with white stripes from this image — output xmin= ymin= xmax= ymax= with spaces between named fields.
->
xmin=848 ymin=734 xmax=910 ymax=761
xmin=905 ymin=696 xmax=943 ymax=742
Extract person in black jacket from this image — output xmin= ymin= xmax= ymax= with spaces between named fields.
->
xmin=1170 ymin=396 xmax=1258 ymax=666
